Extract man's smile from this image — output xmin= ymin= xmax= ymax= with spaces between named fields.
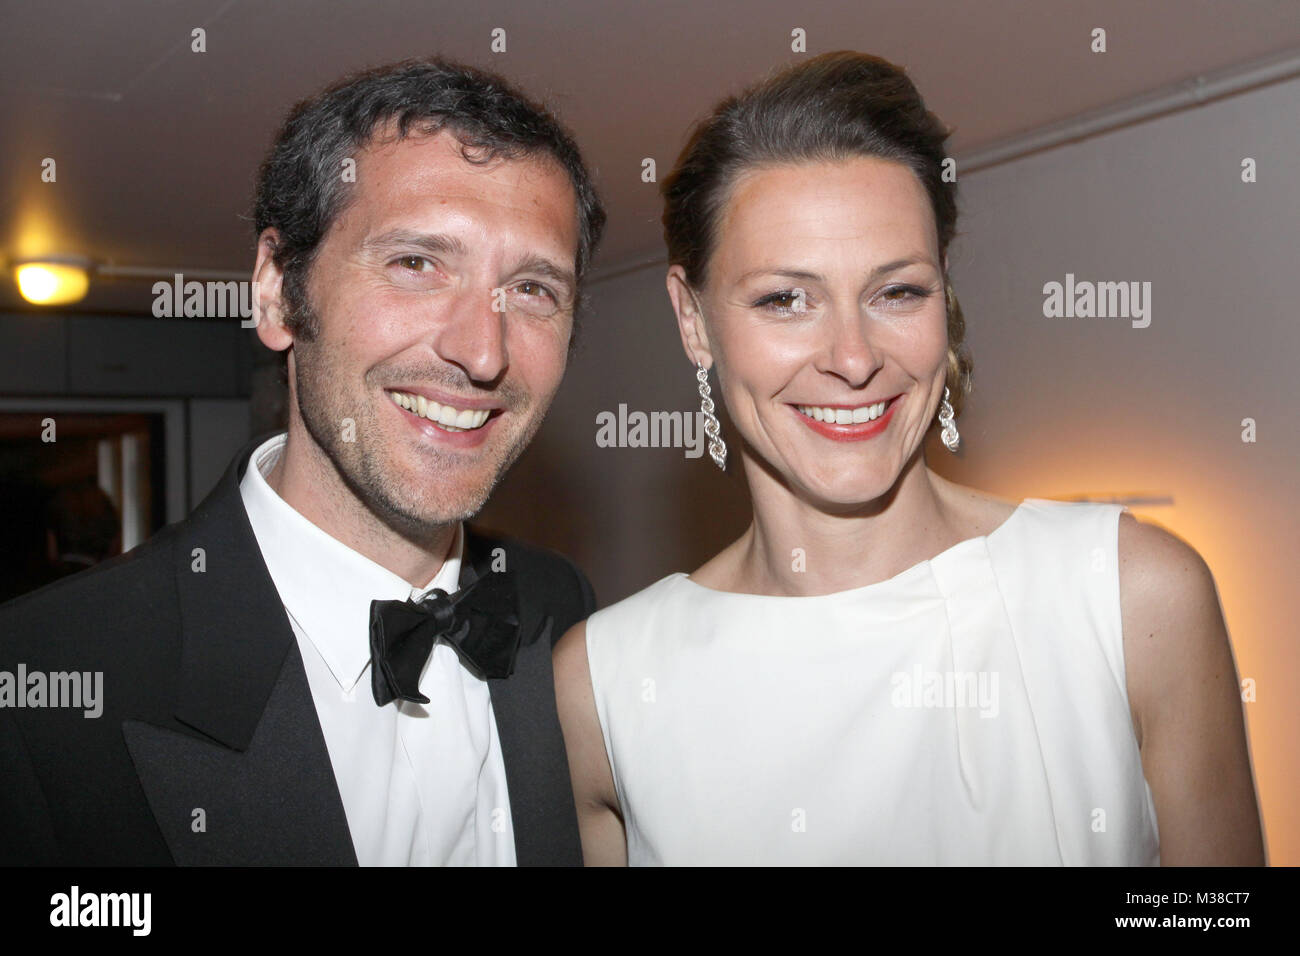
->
xmin=385 ymin=388 xmax=496 ymax=432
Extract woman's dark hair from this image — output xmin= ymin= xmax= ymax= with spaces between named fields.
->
xmin=253 ymin=56 xmax=605 ymax=359
xmin=661 ymin=51 xmax=972 ymax=417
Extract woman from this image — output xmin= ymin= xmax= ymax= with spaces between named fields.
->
xmin=554 ymin=51 xmax=1264 ymax=865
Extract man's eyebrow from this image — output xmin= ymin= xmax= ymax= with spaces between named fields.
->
xmin=359 ymin=232 xmax=575 ymax=294
xmin=737 ymin=255 xmax=937 ymax=285
xmin=508 ymin=254 xmax=577 ymax=296
xmin=360 ymin=230 xmax=468 ymax=257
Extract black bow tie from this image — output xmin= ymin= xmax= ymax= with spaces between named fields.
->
xmin=368 ymin=569 xmax=521 ymax=706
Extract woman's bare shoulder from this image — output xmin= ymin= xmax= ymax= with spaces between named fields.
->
xmin=1113 ymin=512 xmax=1262 ymax=864
xmin=1116 ymin=512 xmax=1224 ymax=748
xmin=1117 ymin=512 xmax=1215 ymax=599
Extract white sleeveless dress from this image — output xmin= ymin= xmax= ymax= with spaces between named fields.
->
xmin=584 ymin=498 xmax=1160 ymax=865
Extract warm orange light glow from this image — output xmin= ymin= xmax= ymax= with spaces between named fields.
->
xmin=14 ymin=261 xmax=89 ymax=305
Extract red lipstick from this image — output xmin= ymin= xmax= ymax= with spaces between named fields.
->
xmin=791 ymin=396 xmax=900 ymax=442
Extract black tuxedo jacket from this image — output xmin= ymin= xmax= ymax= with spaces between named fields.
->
xmin=0 ymin=438 xmax=593 ymax=865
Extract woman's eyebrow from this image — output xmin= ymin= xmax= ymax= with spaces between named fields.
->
xmin=736 ymin=255 xmax=936 ymax=285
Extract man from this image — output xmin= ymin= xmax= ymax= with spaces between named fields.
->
xmin=0 ymin=58 xmax=605 ymax=865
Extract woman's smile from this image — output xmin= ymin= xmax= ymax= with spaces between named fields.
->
xmin=789 ymin=394 xmax=903 ymax=441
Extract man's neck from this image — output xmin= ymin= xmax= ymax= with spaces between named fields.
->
xmin=264 ymin=429 xmax=456 ymax=589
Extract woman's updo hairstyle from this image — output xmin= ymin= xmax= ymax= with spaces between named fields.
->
xmin=661 ymin=50 xmax=972 ymax=418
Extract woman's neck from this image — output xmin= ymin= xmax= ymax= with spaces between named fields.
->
xmin=715 ymin=453 xmax=962 ymax=597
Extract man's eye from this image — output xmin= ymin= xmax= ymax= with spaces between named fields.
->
xmin=516 ymin=280 xmax=555 ymax=300
xmin=395 ymin=255 xmax=431 ymax=272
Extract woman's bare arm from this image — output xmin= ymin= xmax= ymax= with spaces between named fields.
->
xmin=553 ymin=621 xmax=627 ymax=866
xmin=1119 ymin=512 xmax=1265 ymax=865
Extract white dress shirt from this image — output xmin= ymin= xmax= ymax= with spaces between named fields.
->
xmin=238 ymin=432 xmax=516 ymax=866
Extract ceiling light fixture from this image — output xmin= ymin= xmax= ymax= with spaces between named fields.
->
xmin=12 ymin=255 xmax=93 ymax=306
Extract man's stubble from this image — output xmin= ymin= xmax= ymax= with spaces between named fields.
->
xmin=286 ymin=297 xmax=554 ymax=547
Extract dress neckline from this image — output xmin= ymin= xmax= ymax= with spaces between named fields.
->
xmin=675 ymin=498 xmax=1033 ymax=601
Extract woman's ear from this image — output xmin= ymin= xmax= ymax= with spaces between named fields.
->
xmin=666 ymin=265 xmax=713 ymax=368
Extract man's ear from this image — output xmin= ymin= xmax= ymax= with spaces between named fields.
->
xmin=666 ymin=265 xmax=713 ymax=369
xmin=252 ymin=228 xmax=293 ymax=353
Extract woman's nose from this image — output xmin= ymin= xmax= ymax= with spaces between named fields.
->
xmin=819 ymin=307 xmax=880 ymax=387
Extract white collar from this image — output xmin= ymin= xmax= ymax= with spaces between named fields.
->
xmin=238 ymin=432 xmax=464 ymax=692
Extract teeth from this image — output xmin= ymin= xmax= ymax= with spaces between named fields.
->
xmin=387 ymin=390 xmax=492 ymax=431
xmin=796 ymin=401 xmax=889 ymax=424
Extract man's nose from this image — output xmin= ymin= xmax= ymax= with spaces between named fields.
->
xmin=431 ymin=287 xmax=510 ymax=385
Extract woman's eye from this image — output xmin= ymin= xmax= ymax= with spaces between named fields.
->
xmin=879 ymin=285 xmax=931 ymax=306
xmin=755 ymin=289 xmax=808 ymax=313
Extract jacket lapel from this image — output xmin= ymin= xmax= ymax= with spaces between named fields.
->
xmin=461 ymin=533 xmax=583 ymax=866
xmin=122 ymin=438 xmax=357 ymax=866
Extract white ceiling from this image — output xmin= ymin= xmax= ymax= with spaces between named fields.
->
xmin=2 ymin=0 xmax=1298 ymax=313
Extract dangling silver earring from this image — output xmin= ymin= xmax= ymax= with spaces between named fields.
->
xmin=938 ymin=386 xmax=960 ymax=453
xmin=696 ymin=361 xmax=727 ymax=470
